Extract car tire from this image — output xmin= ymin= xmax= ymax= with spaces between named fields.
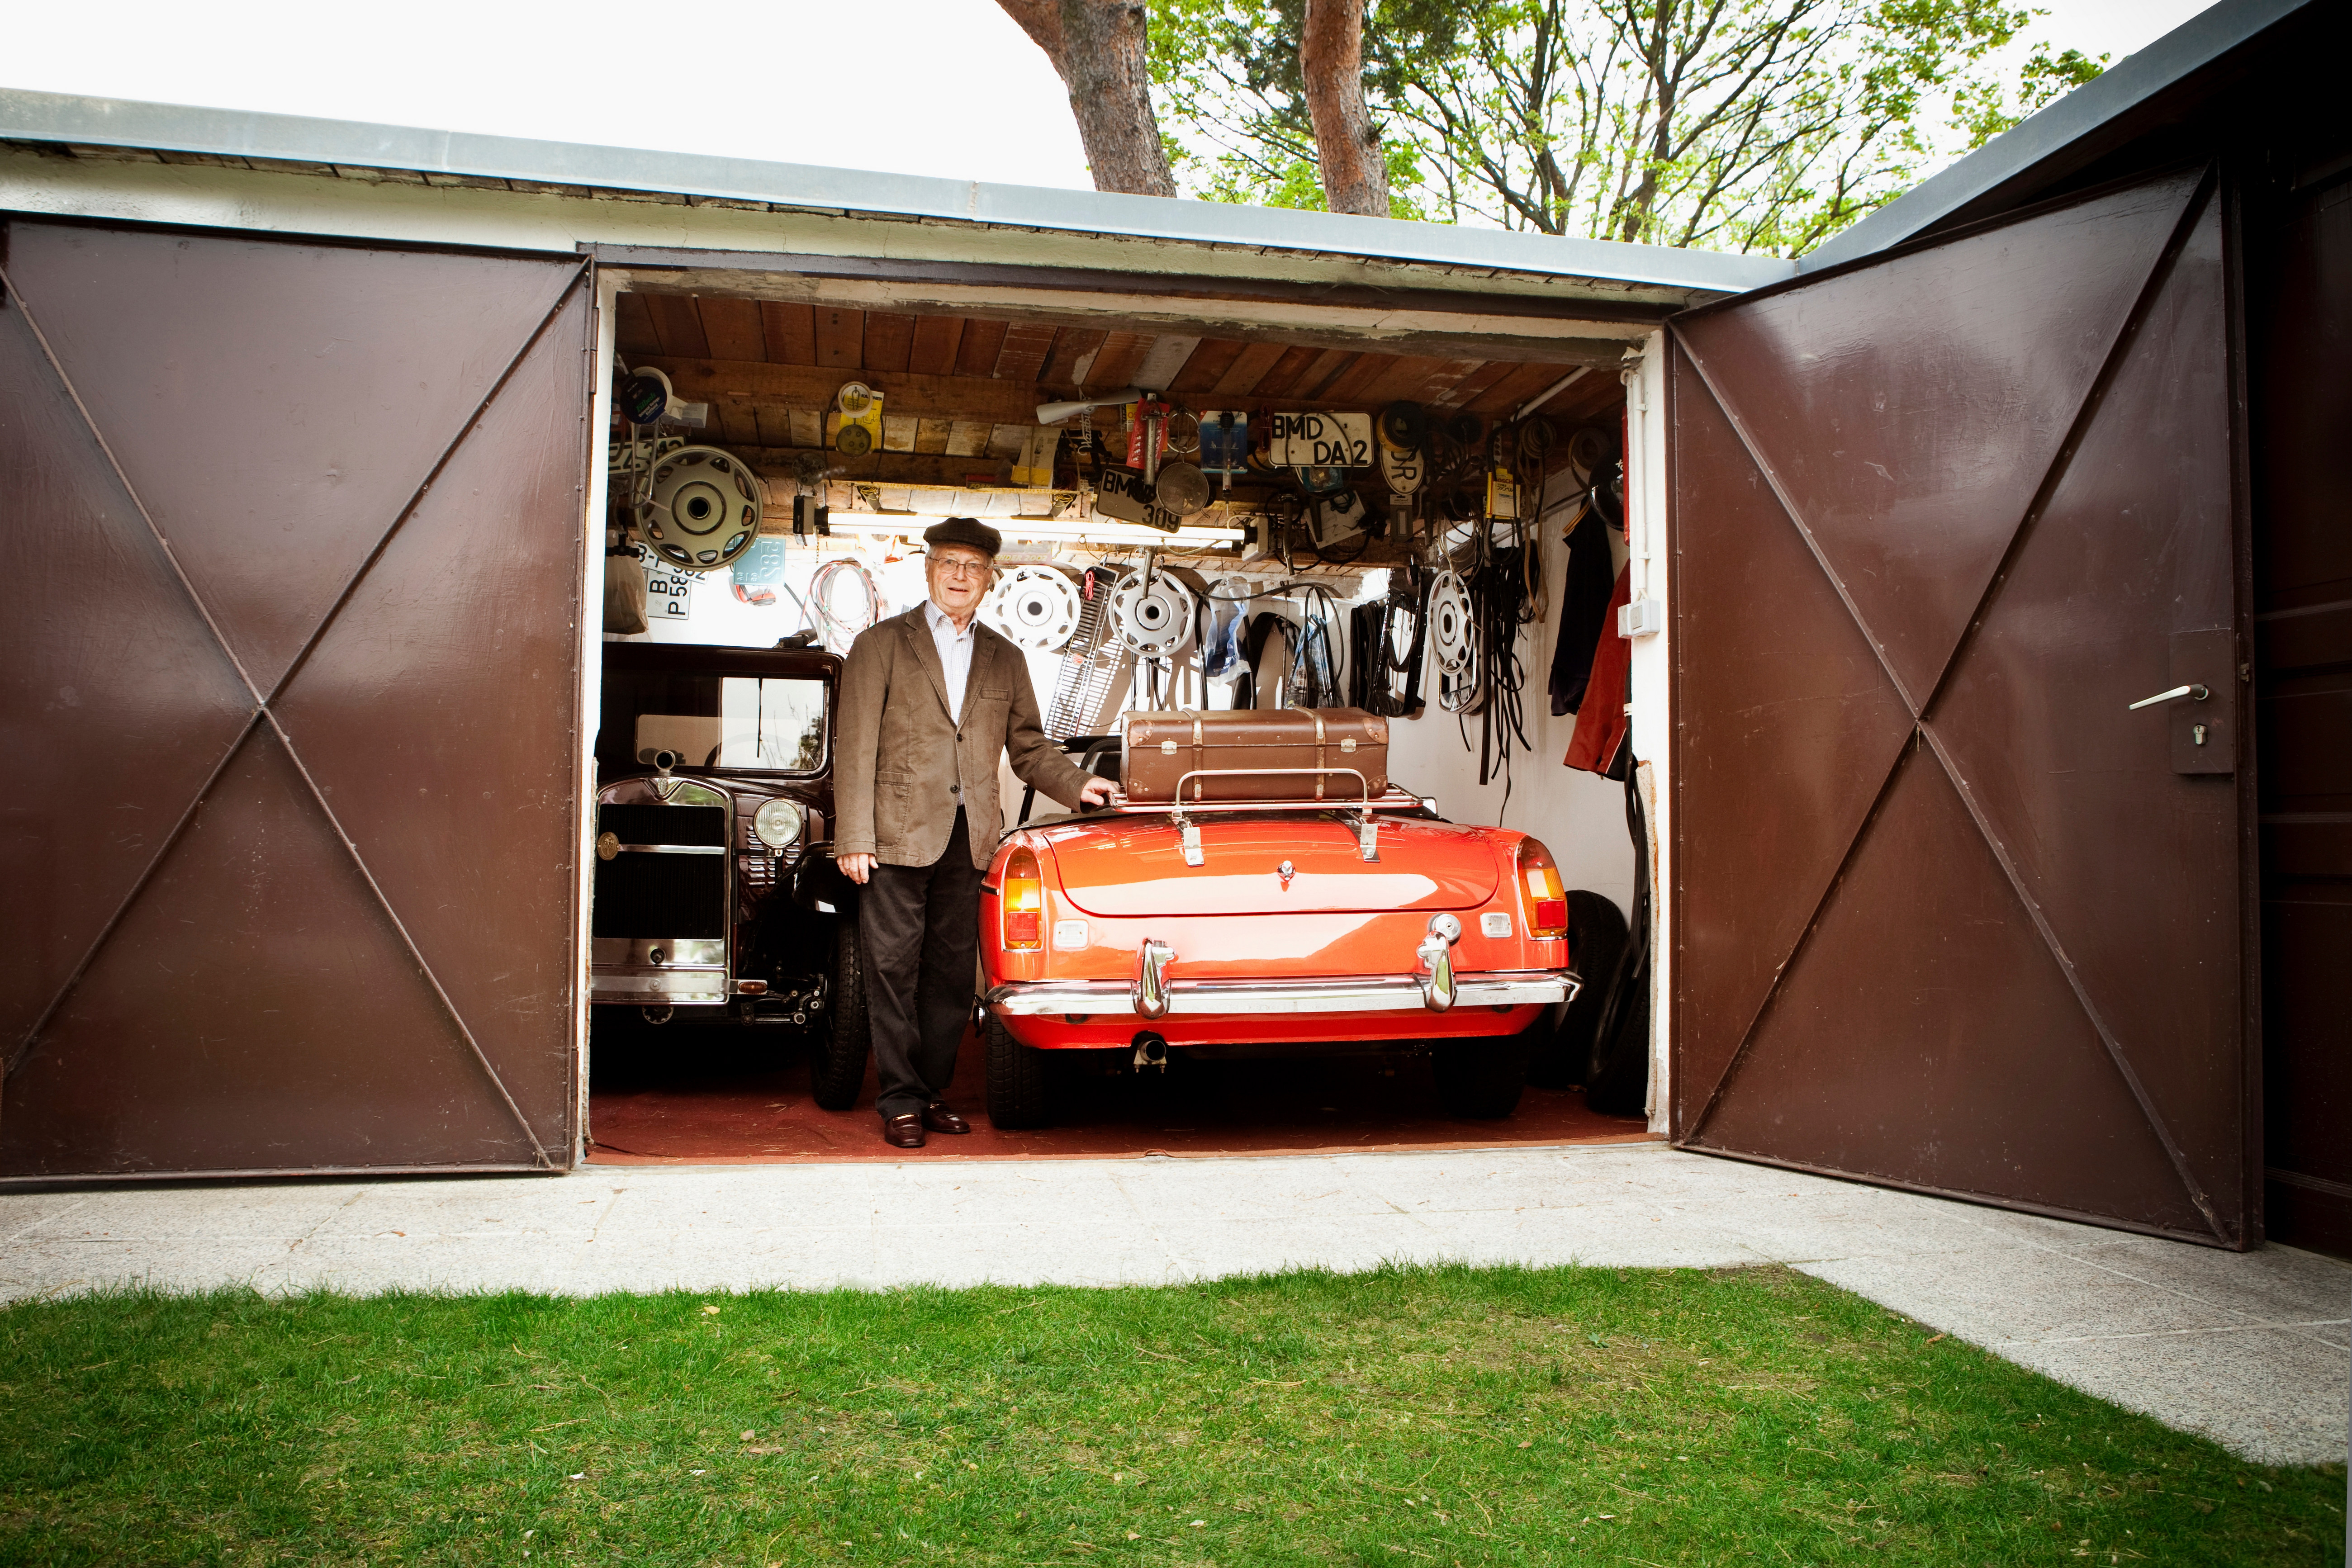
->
xmin=1433 ymin=1028 xmax=1535 ymax=1119
xmin=809 ymin=918 xmax=871 ymax=1110
xmin=1528 ymin=891 xmax=1629 ymax=1088
xmin=984 ymin=1011 xmax=1052 ymax=1129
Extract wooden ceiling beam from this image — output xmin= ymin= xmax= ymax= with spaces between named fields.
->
xmin=1084 ymin=330 xmax=1156 ymax=389
xmin=615 ymin=292 xmax=662 ymax=358
xmin=642 ymin=294 xmax=711 ymax=358
xmin=1041 ymin=327 xmax=1108 ymax=385
xmin=906 ymin=314 xmax=965 ymax=375
xmin=632 ymin=353 xmax=1557 ymax=427
xmin=760 ymin=302 xmax=817 ymax=365
xmin=813 ymin=307 xmax=864 ymax=370
xmin=994 ymin=322 xmax=1060 ymax=382
xmin=697 ymin=297 xmax=767 ymax=361
xmin=863 ymin=311 xmax=918 ymax=373
xmin=955 ymin=318 xmax=1010 ymax=378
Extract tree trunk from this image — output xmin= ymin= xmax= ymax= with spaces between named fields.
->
xmin=996 ymin=0 xmax=1177 ymax=199
xmin=1299 ymin=0 xmax=1390 ymax=217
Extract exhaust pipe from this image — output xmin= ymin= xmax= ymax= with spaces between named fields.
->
xmin=1132 ymin=1032 xmax=1169 ymax=1072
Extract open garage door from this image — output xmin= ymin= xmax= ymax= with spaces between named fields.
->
xmin=1666 ymin=168 xmax=2253 ymax=1246
xmin=0 ymin=220 xmax=592 ymax=1178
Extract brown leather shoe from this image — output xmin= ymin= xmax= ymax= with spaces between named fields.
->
xmin=882 ymin=1113 xmax=926 ymax=1149
xmin=921 ymin=1101 xmax=971 ymax=1134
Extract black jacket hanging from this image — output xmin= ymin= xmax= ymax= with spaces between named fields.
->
xmin=1549 ymin=473 xmax=1619 ymax=715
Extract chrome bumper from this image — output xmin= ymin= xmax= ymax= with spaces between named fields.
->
xmin=985 ymin=970 xmax=1578 ymax=1018
xmin=590 ymin=967 xmax=729 ymax=1005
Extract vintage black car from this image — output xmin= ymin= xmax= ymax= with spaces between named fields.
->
xmin=592 ymin=642 xmax=869 ymax=1105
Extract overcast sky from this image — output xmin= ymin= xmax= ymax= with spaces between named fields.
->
xmin=8 ymin=0 xmax=2216 ymax=195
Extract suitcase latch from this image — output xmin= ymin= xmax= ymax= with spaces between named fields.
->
xmin=1161 ymin=739 xmax=1177 ymax=753
xmin=1341 ymin=737 xmax=1356 ymax=753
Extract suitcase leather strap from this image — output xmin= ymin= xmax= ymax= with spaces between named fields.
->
xmin=1312 ymin=711 xmax=1326 ymax=800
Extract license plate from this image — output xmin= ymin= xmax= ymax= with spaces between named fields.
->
xmin=1092 ymin=466 xmax=1185 ymax=532
xmin=1266 ymin=411 xmax=1374 ymax=468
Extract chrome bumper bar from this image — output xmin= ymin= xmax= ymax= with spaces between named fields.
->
xmin=591 ymin=967 xmax=730 ymax=1004
xmin=985 ymin=970 xmax=1578 ymax=1018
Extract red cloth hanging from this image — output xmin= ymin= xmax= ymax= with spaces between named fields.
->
xmin=1564 ymin=566 xmax=1631 ymax=774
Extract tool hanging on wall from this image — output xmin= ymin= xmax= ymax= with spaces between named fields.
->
xmin=1128 ymin=397 xmax=1171 ymax=482
xmin=1044 ymin=565 xmax=1133 ymax=739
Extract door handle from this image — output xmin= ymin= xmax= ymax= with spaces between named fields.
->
xmin=2127 ymin=683 xmax=2209 ymax=711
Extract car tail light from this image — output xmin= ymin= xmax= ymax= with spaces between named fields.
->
xmin=1517 ymin=838 xmax=1568 ymax=939
xmin=1002 ymin=846 xmax=1044 ymax=950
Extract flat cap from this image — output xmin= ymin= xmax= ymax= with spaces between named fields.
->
xmin=924 ymin=516 xmax=1002 ymax=557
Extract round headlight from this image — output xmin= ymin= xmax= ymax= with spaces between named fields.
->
xmin=753 ymin=798 xmax=805 ymax=850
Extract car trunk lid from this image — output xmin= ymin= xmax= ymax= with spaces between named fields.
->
xmin=1044 ymin=813 xmax=1500 ymax=917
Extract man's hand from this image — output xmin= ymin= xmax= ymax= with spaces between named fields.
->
xmin=838 ymin=852 xmax=876 ymax=885
xmin=1078 ymin=776 xmax=1117 ymax=808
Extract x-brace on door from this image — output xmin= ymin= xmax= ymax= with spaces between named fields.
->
xmin=1665 ymin=167 xmax=2253 ymax=1247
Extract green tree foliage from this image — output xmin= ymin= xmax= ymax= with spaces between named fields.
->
xmin=1149 ymin=0 xmax=2106 ymax=252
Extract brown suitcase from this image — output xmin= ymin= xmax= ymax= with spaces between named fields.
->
xmin=1123 ymin=707 xmax=1390 ymax=804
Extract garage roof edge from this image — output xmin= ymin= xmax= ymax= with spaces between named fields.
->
xmin=0 ymin=87 xmax=1790 ymax=298
xmin=1803 ymin=0 xmax=2314 ymax=270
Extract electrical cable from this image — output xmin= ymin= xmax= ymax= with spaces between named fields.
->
xmin=805 ymin=558 xmax=879 ymax=649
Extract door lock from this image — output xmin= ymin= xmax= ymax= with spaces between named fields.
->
xmin=2127 ymin=683 xmax=2209 ymax=710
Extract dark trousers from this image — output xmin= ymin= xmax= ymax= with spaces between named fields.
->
xmin=858 ymin=808 xmax=984 ymax=1120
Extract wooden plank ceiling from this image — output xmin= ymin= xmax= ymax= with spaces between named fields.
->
xmin=617 ymin=291 xmax=1624 ymax=487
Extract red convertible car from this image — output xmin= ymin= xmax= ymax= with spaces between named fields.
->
xmin=977 ymin=708 xmax=1581 ymax=1126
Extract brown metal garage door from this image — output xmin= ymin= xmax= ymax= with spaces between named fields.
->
xmin=0 ymin=219 xmax=591 ymax=1178
xmin=1667 ymin=168 xmax=2252 ymax=1246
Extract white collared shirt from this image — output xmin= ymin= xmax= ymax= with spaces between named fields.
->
xmin=924 ymin=598 xmax=977 ymax=720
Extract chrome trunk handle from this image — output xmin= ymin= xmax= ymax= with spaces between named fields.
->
xmin=1133 ymin=938 xmax=1176 ymax=1019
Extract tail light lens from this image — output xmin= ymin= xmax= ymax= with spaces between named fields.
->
xmin=1002 ymin=846 xmax=1044 ymax=950
xmin=1517 ymin=838 xmax=1568 ymax=940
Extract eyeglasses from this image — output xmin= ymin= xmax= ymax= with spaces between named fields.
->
xmin=931 ymin=556 xmax=993 ymax=580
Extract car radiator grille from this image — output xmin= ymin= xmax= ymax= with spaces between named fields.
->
xmin=593 ymin=803 xmax=726 ymax=939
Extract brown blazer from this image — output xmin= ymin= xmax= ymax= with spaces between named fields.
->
xmin=835 ymin=606 xmax=1095 ymax=869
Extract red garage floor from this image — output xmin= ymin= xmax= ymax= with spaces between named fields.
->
xmin=587 ymin=1026 xmax=1654 ymax=1163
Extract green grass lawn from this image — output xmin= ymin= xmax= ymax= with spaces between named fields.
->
xmin=0 ymin=1264 xmax=2338 ymax=1566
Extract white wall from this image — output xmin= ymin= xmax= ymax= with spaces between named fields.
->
xmin=1380 ymin=465 xmax=1639 ymax=919
xmin=1621 ymin=334 xmax=1672 ymax=1133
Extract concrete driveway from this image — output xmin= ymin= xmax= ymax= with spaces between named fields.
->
xmin=1 ymin=1141 xmax=2343 ymax=1467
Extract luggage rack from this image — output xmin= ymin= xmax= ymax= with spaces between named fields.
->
xmin=1107 ymin=767 xmax=1430 ymax=866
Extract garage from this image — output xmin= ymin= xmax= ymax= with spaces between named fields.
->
xmin=0 ymin=101 xmax=1743 ymax=1179
xmin=583 ymin=266 xmax=1683 ymax=1161
xmin=0 ymin=0 xmax=2340 ymax=1254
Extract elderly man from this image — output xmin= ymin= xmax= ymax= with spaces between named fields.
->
xmin=835 ymin=519 xmax=1114 ymax=1148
